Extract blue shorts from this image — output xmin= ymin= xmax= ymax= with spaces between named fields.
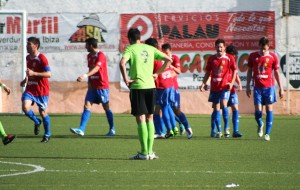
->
xmin=85 ymin=88 xmax=110 ymax=104
xmin=22 ymin=92 xmax=49 ymax=110
xmin=171 ymin=88 xmax=181 ymax=109
xmin=227 ymin=92 xmax=239 ymax=107
xmin=208 ymin=90 xmax=230 ymax=103
xmin=254 ymin=86 xmax=277 ymax=105
xmin=156 ymin=87 xmax=174 ymax=107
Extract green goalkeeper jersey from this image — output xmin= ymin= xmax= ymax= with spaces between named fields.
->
xmin=122 ymin=43 xmax=165 ymax=89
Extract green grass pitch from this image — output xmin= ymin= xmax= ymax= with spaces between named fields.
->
xmin=0 ymin=114 xmax=299 ymax=189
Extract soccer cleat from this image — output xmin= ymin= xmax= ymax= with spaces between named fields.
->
xmin=264 ymin=134 xmax=270 ymax=141
xmin=186 ymin=128 xmax=193 ymax=139
xmin=165 ymin=130 xmax=174 ymax=138
xmin=148 ymin=152 xmax=159 ymax=160
xmin=155 ymin=133 xmax=166 ymax=139
xmin=34 ymin=118 xmax=42 ymax=135
xmin=41 ymin=136 xmax=50 ymax=143
xmin=257 ymin=122 xmax=264 ymax=138
xmin=106 ymin=129 xmax=115 ymax=136
xmin=173 ymin=127 xmax=179 ymax=136
xmin=2 ymin=135 xmax=16 ymax=145
xmin=232 ymin=131 xmax=243 ymax=138
xmin=216 ymin=132 xmax=223 ymax=138
xmin=224 ymin=128 xmax=230 ymax=138
xmin=70 ymin=128 xmax=84 ymax=136
xmin=179 ymin=124 xmax=186 ymax=135
xmin=129 ymin=152 xmax=149 ymax=160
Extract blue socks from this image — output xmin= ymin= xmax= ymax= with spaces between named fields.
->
xmin=255 ymin=110 xmax=263 ymax=127
xmin=79 ymin=109 xmax=91 ymax=131
xmin=178 ymin=112 xmax=191 ymax=129
xmin=266 ymin=111 xmax=273 ymax=135
xmin=222 ymin=107 xmax=229 ymax=131
xmin=25 ymin=110 xmax=40 ymax=125
xmin=105 ymin=110 xmax=115 ymax=130
xmin=232 ymin=110 xmax=239 ymax=132
xmin=215 ymin=110 xmax=222 ymax=132
xmin=43 ymin=115 xmax=51 ymax=137
xmin=162 ymin=105 xmax=172 ymax=132
xmin=167 ymin=105 xmax=176 ymax=130
xmin=211 ymin=111 xmax=216 ymax=134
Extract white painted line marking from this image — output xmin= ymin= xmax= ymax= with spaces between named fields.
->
xmin=0 ymin=161 xmax=45 ymax=178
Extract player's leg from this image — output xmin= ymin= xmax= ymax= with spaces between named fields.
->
xmin=22 ymin=92 xmax=42 ymax=135
xmin=129 ymin=89 xmax=149 ymax=160
xmin=34 ymin=95 xmax=51 ymax=142
xmin=101 ymin=89 xmax=115 ymax=136
xmin=144 ymin=89 xmax=158 ymax=160
xmin=0 ymin=121 xmax=16 ymax=145
xmin=220 ymin=90 xmax=230 ymax=137
xmin=231 ymin=104 xmax=242 ymax=138
xmin=160 ymin=89 xmax=174 ymax=138
xmin=264 ymin=87 xmax=277 ymax=141
xmin=172 ymin=89 xmax=192 ymax=139
xmin=209 ymin=91 xmax=222 ymax=138
xmin=153 ymin=106 xmax=166 ymax=138
xmin=254 ymin=87 xmax=264 ymax=137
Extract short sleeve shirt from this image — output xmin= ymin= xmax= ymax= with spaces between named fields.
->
xmin=247 ymin=51 xmax=279 ymax=88
xmin=122 ymin=43 xmax=165 ymax=89
xmin=25 ymin=53 xmax=50 ymax=96
xmin=87 ymin=51 xmax=109 ymax=89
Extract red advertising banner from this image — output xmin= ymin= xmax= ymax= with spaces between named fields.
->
xmin=120 ymin=11 xmax=275 ymax=52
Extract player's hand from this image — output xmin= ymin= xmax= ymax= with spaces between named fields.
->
xmin=199 ymin=83 xmax=206 ymax=92
xmin=77 ymin=76 xmax=85 ymax=82
xmin=125 ymin=79 xmax=135 ymax=88
xmin=153 ymin=73 xmax=158 ymax=80
xmin=20 ymin=80 xmax=26 ymax=87
xmin=279 ymin=88 xmax=284 ymax=99
xmin=237 ymin=84 xmax=242 ymax=91
xmin=26 ymin=68 xmax=35 ymax=77
xmin=246 ymin=85 xmax=251 ymax=98
xmin=3 ymin=86 xmax=11 ymax=95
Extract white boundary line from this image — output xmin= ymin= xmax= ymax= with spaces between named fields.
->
xmin=0 ymin=168 xmax=298 ymax=175
xmin=0 ymin=161 xmax=45 ymax=178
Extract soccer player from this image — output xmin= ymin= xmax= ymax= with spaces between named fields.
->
xmin=0 ymin=80 xmax=16 ymax=145
xmin=145 ymin=38 xmax=176 ymax=139
xmin=224 ymin=45 xmax=243 ymax=138
xmin=70 ymin=37 xmax=115 ymax=137
xmin=200 ymin=39 xmax=237 ymax=138
xmin=20 ymin=37 xmax=51 ymax=143
xmin=205 ymin=45 xmax=243 ymax=138
xmin=246 ymin=37 xmax=284 ymax=141
xmin=162 ymin=44 xmax=193 ymax=139
xmin=119 ymin=28 xmax=172 ymax=160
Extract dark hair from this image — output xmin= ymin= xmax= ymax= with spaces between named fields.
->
xmin=27 ymin=37 xmax=40 ymax=49
xmin=145 ymin=37 xmax=158 ymax=48
xmin=259 ymin=37 xmax=269 ymax=46
xmin=226 ymin=45 xmax=238 ymax=56
xmin=85 ymin=37 xmax=98 ymax=48
xmin=161 ymin=43 xmax=172 ymax=50
xmin=215 ymin=38 xmax=225 ymax=46
xmin=127 ymin=28 xmax=140 ymax=43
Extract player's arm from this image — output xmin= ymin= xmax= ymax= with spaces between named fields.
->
xmin=77 ymin=65 xmax=100 ymax=82
xmin=119 ymin=57 xmax=135 ymax=88
xmin=153 ymin=55 xmax=172 ymax=79
xmin=274 ymin=69 xmax=284 ymax=99
xmin=235 ymin=74 xmax=242 ymax=91
xmin=200 ymin=72 xmax=210 ymax=92
xmin=246 ymin=68 xmax=253 ymax=98
xmin=0 ymin=80 xmax=11 ymax=95
xmin=228 ymin=70 xmax=237 ymax=90
xmin=26 ymin=69 xmax=51 ymax=78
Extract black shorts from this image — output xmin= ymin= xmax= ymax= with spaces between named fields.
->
xmin=130 ymin=88 xmax=156 ymax=116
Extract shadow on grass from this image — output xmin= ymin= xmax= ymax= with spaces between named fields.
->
xmin=0 ymin=155 xmax=130 ymax=161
